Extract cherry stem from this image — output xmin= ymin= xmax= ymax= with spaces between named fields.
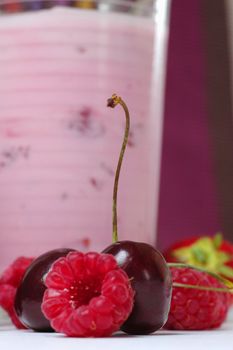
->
xmin=167 ymin=262 xmax=233 ymax=288
xmin=107 ymin=94 xmax=130 ymax=243
xmin=168 ymin=262 xmax=233 ymax=295
xmin=172 ymin=282 xmax=232 ymax=294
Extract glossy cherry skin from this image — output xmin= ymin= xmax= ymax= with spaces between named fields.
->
xmin=103 ymin=240 xmax=172 ymax=334
xmin=14 ymin=248 xmax=73 ymax=331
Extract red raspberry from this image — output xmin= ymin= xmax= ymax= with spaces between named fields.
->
xmin=0 ymin=284 xmax=23 ymax=328
xmin=0 ymin=257 xmax=34 ymax=287
xmin=0 ymin=256 xmax=34 ymax=328
xmin=165 ymin=267 xmax=230 ymax=330
xmin=42 ymin=251 xmax=134 ymax=337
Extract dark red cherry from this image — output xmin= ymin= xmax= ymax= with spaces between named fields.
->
xmin=14 ymin=248 xmax=73 ymax=331
xmin=103 ymin=240 xmax=172 ymax=335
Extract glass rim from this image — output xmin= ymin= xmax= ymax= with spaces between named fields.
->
xmin=0 ymin=1 xmax=170 ymax=14
xmin=0 ymin=0 xmax=171 ymax=22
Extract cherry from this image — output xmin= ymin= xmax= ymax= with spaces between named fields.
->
xmin=103 ymin=240 xmax=172 ymax=334
xmin=102 ymin=95 xmax=172 ymax=334
xmin=14 ymin=248 xmax=73 ymax=331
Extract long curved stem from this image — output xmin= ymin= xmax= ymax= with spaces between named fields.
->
xmin=107 ymin=94 xmax=130 ymax=243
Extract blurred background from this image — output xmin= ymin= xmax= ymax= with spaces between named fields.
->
xmin=157 ymin=0 xmax=233 ymax=250
xmin=0 ymin=0 xmax=232 ymax=258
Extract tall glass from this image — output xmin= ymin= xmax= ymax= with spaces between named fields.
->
xmin=0 ymin=0 xmax=171 ymax=270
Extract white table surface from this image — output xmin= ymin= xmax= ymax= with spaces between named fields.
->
xmin=1 ymin=310 xmax=233 ymax=350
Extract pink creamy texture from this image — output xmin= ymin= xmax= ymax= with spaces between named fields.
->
xmin=0 ymin=8 xmax=162 ymax=270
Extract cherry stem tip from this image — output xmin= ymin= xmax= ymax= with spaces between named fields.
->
xmin=107 ymin=94 xmax=122 ymax=108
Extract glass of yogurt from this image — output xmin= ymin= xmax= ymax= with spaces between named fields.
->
xmin=0 ymin=0 xmax=171 ymax=270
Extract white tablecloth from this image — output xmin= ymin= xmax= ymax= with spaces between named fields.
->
xmin=1 ymin=310 xmax=233 ymax=350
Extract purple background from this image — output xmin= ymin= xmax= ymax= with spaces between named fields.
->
xmin=157 ymin=0 xmax=221 ymax=250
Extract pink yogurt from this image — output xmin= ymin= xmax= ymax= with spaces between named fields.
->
xmin=0 ymin=7 xmax=167 ymax=270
